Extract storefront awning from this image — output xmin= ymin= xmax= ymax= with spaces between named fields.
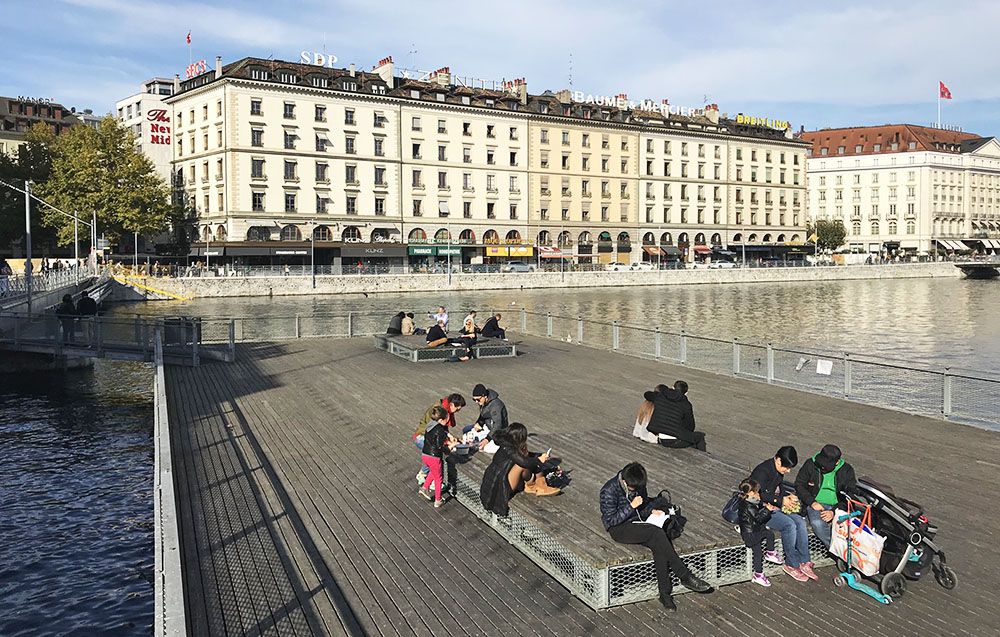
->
xmin=660 ymin=246 xmax=683 ymax=256
xmin=692 ymin=245 xmax=712 ymax=254
xmin=936 ymin=239 xmax=972 ymax=251
xmin=539 ymin=246 xmax=570 ymax=259
xmin=643 ymin=246 xmax=665 ymax=256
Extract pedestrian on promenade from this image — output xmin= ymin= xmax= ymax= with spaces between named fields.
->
xmin=737 ymin=478 xmax=780 ymax=587
xmin=425 ymin=320 xmax=449 ymax=347
xmin=749 ymin=446 xmax=815 ymax=581
xmin=795 ymin=444 xmax=858 ymax=549
xmin=481 ymin=313 xmax=507 ymax=340
xmin=386 ymin=311 xmax=404 ymax=335
xmin=599 ymin=463 xmax=712 ymax=611
xmin=76 ymin=291 xmax=99 ymax=345
xmin=413 ymin=394 xmax=465 ymax=484
xmin=480 ymin=423 xmax=560 ymax=516
xmin=631 ymin=397 xmax=659 ymax=444
xmin=429 ymin=306 xmax=448 ymax=330
xmin=644 ymin=381 xmax=707 ymax=451
xmin=55 ymin=294 xmax=77 ymax=344
xmin=418 ymin=406 xmax=457 ymax=508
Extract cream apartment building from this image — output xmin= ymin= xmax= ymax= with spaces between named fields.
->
xmin=164 ymin=55 xmax=808 ymax=266
xmin=802 ymin=125 xmax=1000 ymax=254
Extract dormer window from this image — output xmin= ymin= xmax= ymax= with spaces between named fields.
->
xmin=342 ymin=81 xmax=357 ymax=91
xmin=486 ymin=98 xmax=495 ymax=106
xmin=249 ymin=67 xmax=269 ymax=81
xmin=311 ymin=76 xmax=328 ymax=88
xmin=540 ymin=104 xmax=549 ymax=114
xmin=436 ymin=93 xmax=445 ymax=102
xmin=278 ymin=72 xmax=297 ymax=83
xmin=410 ymin=89 xmax=420 ymax=99
xmin=462 ymin=96 xmax=471 ymax=105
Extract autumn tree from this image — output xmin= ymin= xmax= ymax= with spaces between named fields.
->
xmin=35 ymin=117 xmax=170 ymax=246
xmin=807 ymin=219 xmax=847 ymax=251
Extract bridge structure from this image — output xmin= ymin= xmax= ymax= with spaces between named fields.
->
xmin=954 ymin=260 xmax=1000 ymax=278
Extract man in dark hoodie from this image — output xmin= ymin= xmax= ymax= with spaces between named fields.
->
xmin=795 ymin=444 xmax=858 ymax=549
xmin=644 ymin=380 xmax=706 ymax=452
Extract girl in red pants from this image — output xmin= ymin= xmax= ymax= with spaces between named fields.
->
xmin=419 ymin=406 xmax=455 ymax=508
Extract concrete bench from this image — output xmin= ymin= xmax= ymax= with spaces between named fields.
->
xmin=374 ymin=334 xmax=517 ymax=362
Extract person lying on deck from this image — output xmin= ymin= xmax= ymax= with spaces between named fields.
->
xmin=480 ymin=423 xmax=560 ymax=515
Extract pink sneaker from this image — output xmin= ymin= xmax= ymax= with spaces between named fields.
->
xmin=764 ymin=550 xmax=784 ymax=565
xmin=783 ymin=565 xmax=809 ymax=582
xmin=751 ymin=572 xmax=771 ymax=587
xmin=799 ymin=562 xmax=819 ymax=581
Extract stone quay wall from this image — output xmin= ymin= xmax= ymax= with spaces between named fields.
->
xmin=116 ymin=262 xmax=962 ymax=300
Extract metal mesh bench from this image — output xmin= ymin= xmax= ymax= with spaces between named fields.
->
xmin=374 ymin=334 xmax=517 ymax=362
xmin=451 ymin=428 xmax=832 ymax=610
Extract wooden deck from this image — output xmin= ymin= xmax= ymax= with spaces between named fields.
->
xmin=165 ymin=335 xmax=1000 ymax=636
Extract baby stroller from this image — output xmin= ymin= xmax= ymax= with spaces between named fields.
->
xmin=836 ymin=477 xmax=957 ymax=599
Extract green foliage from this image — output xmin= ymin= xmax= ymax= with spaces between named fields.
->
xmin=807 ymin=219 xmax=847 ymax=251
xmin=0 ymin=124 xmax=59 ymax=248
xmin=35 ymin=117 xmax=170 ymax=246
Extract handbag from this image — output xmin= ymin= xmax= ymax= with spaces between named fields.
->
xmin=650 ymin=489 xmax=687 ymax=540
xmin=721 ymin=491 xmax=741 ymax=524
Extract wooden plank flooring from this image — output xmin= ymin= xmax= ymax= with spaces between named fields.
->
xmin=166 ymin=335 xmax=1000 ymax=636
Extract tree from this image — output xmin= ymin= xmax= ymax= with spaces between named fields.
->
xmin=807 ymin=219 xmax=847 ymax=251
xmin=0 ymin=123 xmax=59 ymax=249
xmin=35 ymin=117 xmax=170 ymax=247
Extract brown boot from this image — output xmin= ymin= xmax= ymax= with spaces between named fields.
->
xmin=523 ymin=475 xmax=540 ymax=495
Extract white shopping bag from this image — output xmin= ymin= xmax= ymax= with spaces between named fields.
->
xmin=831 ymin=502 xmax=885 ymax=577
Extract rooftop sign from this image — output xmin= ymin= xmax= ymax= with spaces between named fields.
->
xmin=735 ymin=114 xmax=790 ymax=130
xmin=571 ymin=91 xmax=710 ymax=118
xmin=301 ymin=51 xmax=339 ymax=68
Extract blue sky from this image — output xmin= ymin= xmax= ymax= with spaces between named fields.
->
xmin=4 ymin=0 xmax=997 ymax=136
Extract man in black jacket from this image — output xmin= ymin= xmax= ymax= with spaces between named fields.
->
xmin=795 ymin=444 xmax=858 ymax=548
xmin=599 ymin=463 xmax=712 ymax=611
xmin=644 ymin=381 xmax=706 ymax=451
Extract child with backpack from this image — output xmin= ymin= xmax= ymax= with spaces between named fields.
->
xmin=419 ymin=406 xmax=456 ymax=508
xmin=739 ymin=478 xmax=782 ymax=586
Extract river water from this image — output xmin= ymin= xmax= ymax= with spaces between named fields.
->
xmin=2 ymin=276 xmax=996 ymax=634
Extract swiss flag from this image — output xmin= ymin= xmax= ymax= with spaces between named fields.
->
xmin=939 ymin=81 xmax=952 ymax=100
xmin=186 ymin=31 xmax=191 ymax=45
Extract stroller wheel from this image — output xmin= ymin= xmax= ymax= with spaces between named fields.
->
xmin=935 ymin=565 xmax=958 ymax=590
xmin=881 ymin=572 xmax=906 ymax=598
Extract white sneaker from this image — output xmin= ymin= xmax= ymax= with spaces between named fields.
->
xmin=416 ymin=471 xmax=427 ymax=484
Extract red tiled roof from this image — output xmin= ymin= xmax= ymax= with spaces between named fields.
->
xmin=800 ymin=124 xmax=982 ymax=157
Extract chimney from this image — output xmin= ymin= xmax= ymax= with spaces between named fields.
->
xmin=174 ymin=74 xmax=180 ymax=92
xmin=349 ymin=63 xmax=356 ymax=77
xmin=556 ymin=89 xmax=572 ymax=104
xmin=704 ymin=103 xmax=719 ymax=125
xmin=215 ymin=56 xmax=222 ymax=79
xmin=517 ymin=78 xmax=528 ymax=106
xmin=430 ymin=66 xmax=451 ymax=87
xmin=373 ymin=56 xmax=394 ymax=85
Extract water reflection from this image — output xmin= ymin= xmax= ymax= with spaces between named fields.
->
xmin=111 ymin=278 xmax=999 ymax=373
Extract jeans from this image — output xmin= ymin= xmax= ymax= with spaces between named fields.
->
xmin=765 ymin=510 xmax=810 ymax=567
xmin=807 ymin=504 xmax=835 ymax=548
xmin=414 ymin=435 xmax=428 ymax=476
xmin=743 ymin=529 xmax=776 ymax=573
xmin=608 ymin=522 xmax=691 ymax=598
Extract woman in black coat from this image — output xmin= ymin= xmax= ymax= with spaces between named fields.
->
xmin=479 ymin=423 xmax=558 ymax=515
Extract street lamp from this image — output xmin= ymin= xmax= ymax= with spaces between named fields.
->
xmin=310 ymin=219 xmax=316 ymax=288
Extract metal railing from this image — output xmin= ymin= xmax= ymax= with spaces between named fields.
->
xmin=0 ymin=310 xmax=234 ymax=365
xmin=193 ymin=308 xmax=998 ymax=426
xmin=518 ymin=309 xmax=1000 ymax=427
xmin=0 ymin=268 xmax=87 ymax=301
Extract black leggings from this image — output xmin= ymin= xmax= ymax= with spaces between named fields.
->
xmin=609 ymin=522 xmax=691 ymax=597
xmin=657 ymin=431 xmax=707 ymax=452
xmin=743 ymin=529 xmax=776 ymax=573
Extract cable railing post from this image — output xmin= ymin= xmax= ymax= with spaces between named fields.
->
xmin=521 ymin=308 xmax=527 ymax=333
xmin=295 ymin=313 xmax=301 ymax=338
xmin=942 ymin=367 xmax=953 ymax=417
xmin=843 ymin=353 xmax=852 ymax=397
xmin=347 ymin=311 xmax=353 ymax=337
xmin=96 ymin=317 xmax=103 ymax=356
xmin=680 ymin=330 xmax=688 ymax=365
xmin=546 ymin=312 xmax=552 ymax=338
xmin=191 ymin=319 xmax=199 ymax=366
xmin=576 ymin=316 xmax=583 ymax=344
xmin=766 ymin=343 xmax=774 ymax=384
xmin=228 ymin=319 xmax=236 ymax=362
xmin=612 ymin=320 xmax=619 ymax=351
xmin=654 ymin=327 xmax=661 ymax=360
xmin=732 ymin=337 xmax=740 ymax=376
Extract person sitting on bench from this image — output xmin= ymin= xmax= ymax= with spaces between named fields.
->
xmin=386 ymin=311 xmax=405 ymax=335
xmin=425 ymin=320 xmax=449 ymax=347
xmin=481 ymin=313 xmax=507 ymax=340
xmin=644 ymin=381 xmax=707 ymax=451
xmin=480 ymin=423 xmax=560 ymax=515
xmin=600 ymin=462 xmax=712 ymax=612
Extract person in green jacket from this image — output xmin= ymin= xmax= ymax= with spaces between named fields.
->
xmin=794 ymin=444 xmax=857 ymax=548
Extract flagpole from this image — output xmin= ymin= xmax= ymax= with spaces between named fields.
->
xmin=937 ymin=92 xmax=940 ymax=128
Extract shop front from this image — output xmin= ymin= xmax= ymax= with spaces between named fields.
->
xmin=341 ymin=244 xmax=407 ymax=272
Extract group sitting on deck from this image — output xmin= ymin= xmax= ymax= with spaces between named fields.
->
xmin=406 ymin=363 xmax=862 ymax=613
xmin=385 ymin=307 xmax=509 ymax=362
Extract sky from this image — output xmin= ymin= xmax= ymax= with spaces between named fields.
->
xmin=3 ymin=0 xmax=998 ymax=136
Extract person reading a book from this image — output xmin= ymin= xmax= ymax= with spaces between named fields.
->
xmin=599 ymin=463 xmax=712 ymax=612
